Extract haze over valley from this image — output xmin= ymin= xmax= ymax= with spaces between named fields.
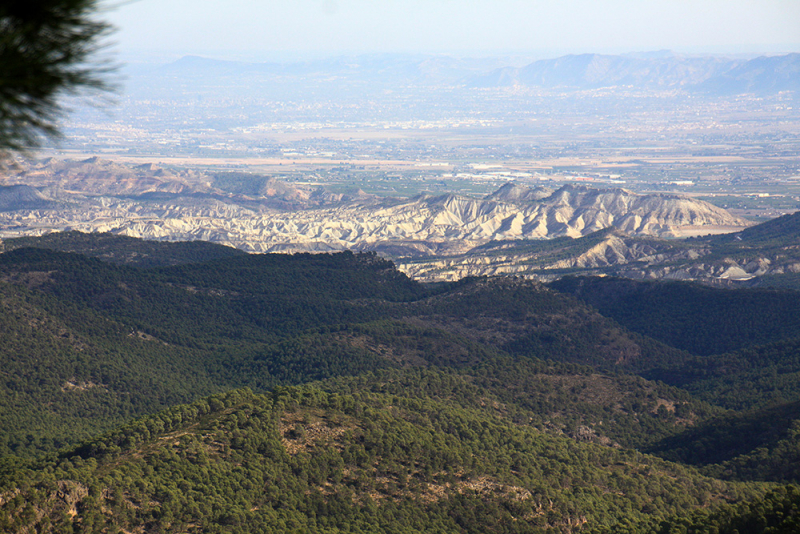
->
xmin=54 ymin=52 xmax=800 ymax=211
xmin=3 ymin=50 xmax=798 ymax=284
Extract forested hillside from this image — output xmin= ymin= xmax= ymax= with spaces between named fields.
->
xmin=550 ymin=276 xmax=800 ymax=357
xmin=0 ymin=387 xmax=768 ymax=534
xmin=1 ymin=232 xmax=799 ymax=532
xmin=0 ymin=241 xmax=693 ymax=457
xmin=0 ymin=230 xmax=246 ymax=267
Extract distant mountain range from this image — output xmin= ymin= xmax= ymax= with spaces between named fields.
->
xmin=156 ymin=53 xmax=507 ymax=86
xmin=145 ymin=52 xmax=800 ymax=96
xmin=471 ymin=53 xmax=800 ymax=94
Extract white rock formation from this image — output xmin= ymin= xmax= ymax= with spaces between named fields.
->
xmin=0 ymin=160 xmax=750 ymax=257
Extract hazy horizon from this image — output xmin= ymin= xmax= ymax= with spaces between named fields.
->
xmin=103 ymin=0 xmax=800 ymax=64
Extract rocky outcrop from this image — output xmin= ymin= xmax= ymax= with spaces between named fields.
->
xmin=0 ymin=160 xmax=750 ymax=260
xmin=397 ymin=228 xmax=709 ymax=281
xmin=0 ymin=184 xmax=62 ymax=211
xmin=485 ymin=182 xmax=554 ymax=203
xmin=398 ymin=215 xmax=800 ymax=284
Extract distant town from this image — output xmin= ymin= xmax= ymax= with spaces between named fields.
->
xmin=38 ymin=53 xmax=799 ymax=222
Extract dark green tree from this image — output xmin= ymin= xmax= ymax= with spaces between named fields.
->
xmin=0 ymin=0 xmax=114 ymax=155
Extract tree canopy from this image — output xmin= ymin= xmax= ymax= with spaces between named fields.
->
xmin=0 ymin=0 xmax=114 ymax=155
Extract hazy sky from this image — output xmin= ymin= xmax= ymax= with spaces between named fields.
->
xmin=103 ymin=0 xmax=800 ymax=61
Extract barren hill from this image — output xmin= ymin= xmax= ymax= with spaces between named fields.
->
xmin=0 ymin=160 xmax=749 ymax=257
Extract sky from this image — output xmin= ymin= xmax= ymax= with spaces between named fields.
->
xmin=103 ymin=0 xmax=800 ymax=62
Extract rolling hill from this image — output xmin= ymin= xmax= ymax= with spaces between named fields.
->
xmin=0 ymin=233 xmax=799 ymax=532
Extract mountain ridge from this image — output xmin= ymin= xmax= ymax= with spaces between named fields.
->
xmin=399 ymin=208 xmax=800 ymax=283
xmin=0 ymin=158 xmax=751 ymax=256
xmin=148 ymin=52 xmax=800 ymax=95
xmin=468 ymin=52 xmax=800 ymax=95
